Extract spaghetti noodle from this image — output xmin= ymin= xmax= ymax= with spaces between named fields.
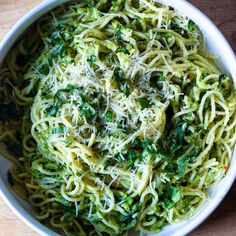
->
xmin=0 ymin=0 xmax=236 ymax=235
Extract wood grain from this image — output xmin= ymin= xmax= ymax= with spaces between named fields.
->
xmin=0 ymin=198 xmax=38 ymax=236
xmin=0 ymin=0 xmax=235 ymax=236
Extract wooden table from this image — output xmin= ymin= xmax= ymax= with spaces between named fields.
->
xmin=0 ymin=0 xmax=235 ymax=235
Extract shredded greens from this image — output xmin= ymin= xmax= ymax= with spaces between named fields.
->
xmin=0 ymin=0 xmax=236 ymax=236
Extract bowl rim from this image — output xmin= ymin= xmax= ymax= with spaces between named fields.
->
xmin=0 ymin=0 xmax=236 ymax=236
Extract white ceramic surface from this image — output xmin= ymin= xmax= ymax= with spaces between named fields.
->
xmin=0 ymin=1 xmax=235 ymax=236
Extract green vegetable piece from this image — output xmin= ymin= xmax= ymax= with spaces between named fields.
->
xmin=116 ymin=29 xmax=122 ymax=41
xmin=170 ymin=19 xmax=182 ymax=30
xmin=104 ymin=159 xmax=111 ymax=169
xmin=164 ymin=185 xmax=181 ymax=210
xmin=169 ymin=186 xmax=181 ymax=203
xmin=177 ymin=156 xmax=189 ymax=177
xmin=156 ymin=72 xmax=164 ymax=81
xmin=65 ymin=85 xmax=84 ymax=101
xmin=110 ymin=0 xmax=124 ymax=12
xmin=87 ymin=55 xmax=96 ymax=65
xmin=142 ymin=140 xmax=151 ymax=149
xmin=202 ymin=72 xmax=209 ymax=78
xmin=44 ymin=162 xmax=58 ymax=171
xmin=142 ymin=139 xmax=157 ymax=154
xmin=48 ymin=99 xmax=62 ymax=117
xmin=131 ymin=202 xmax=141 ymax=213
xmin=87 ymin=214 xmax=101 ymax=223
xmin=114 ymin=68 xmax=130 ymax=96
xmin=50 ymin=126 xmax=65 ymax=134
xmin=114 ymin=68 xmax=124 ymax=81
xmin=138 ymin=98 xmax=151 ymax=110
xmin=128 ymin=150 xmax=137 ymax=160
xmin=122 ymin=196 xmax=133 ymax=211
xmin=126 ymin=150 xmax=137 ymax=167
xmin=164 ymin=33 xmax=174 ymax=44
xmin=32 ymin=169 xmax=42 ymax=179
xmin=188 ymin=20 xmax=195 ymax=32
xmin=38 ymin=64 xmax=50 ymax=76
xmin=51 ymin=44 xmax=65 ymax=56
xmin=104 ymin=111 xmax=113 ymax=122
xmin=56 ymin=23 xmax=65 ymax=31
xmin=121 ymin=82 xmax=130 ymax=96
xmin=87 ymin=0 xmax=95 ymax=8
xmin=116 ymin=153 xmax=124 ymax=162
xmin=48 ymin=85 xmax=85 ymax=117
xmin=176 ymin=122 xmax=186 ymax=145
xmin=65 ymin=139 xmax=73 ymax=147
xmin=130 ymin=138 xmax=141 ymax=148
xmin=80 ymin=103 xmax=96 ymax=117
xmin=219 ymin=74 xmax=227 ymax=86
xmin=168 ymin=122 xmax=187 ymax=153
xmin=116 ymin=47 xmax=129 ymax=54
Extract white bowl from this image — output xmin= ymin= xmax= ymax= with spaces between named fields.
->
xmin=0 ymin=1 xmax=235 ymax=236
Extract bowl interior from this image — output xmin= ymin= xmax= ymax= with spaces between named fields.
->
xmin=0 ymin=1 xmax=235 ymax=236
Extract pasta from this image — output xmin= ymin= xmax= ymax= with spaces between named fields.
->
xmin=0 ymin=0 xmax=236 ymax=235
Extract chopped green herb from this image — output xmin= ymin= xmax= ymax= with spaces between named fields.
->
xmin=104 ymin=159 xmax=111 ymax=169
xmin=168 ymin=121 xmax=187 ymax=153
xmin=170 ymin=19 xmax=182 ymax=30
xmin=164 ymin=33 xmax=174 ymax=44
xmin=32 ymin=169 xmax=42 ymax=179
xmin=65 ymin=139 xmax=73 ymax=147
xmin=163 ymin=185 xmax=181 ymax=210
xmin=188 ymin=20 xmax=195 ymax=32
xmin=142 ymin=139 xmax=157 ymax=153
xmin=116 ymin=153 xmax=124 ymax=162
xmin=202 ymin=72 xmax=210 ymax=78
xmin=121 ymin=82 xmax=130 ymax=96
xmin=176 ymin=122 xmax=186 ymax=145
xmin=114 ymin=68 xmax=124 ymax=81
xmin=44 ymin=162 xmax=59 ymax=171
xmin=219 ymin=74 xmax=227 ymax=86
xmin=116 ymin=29 xmax=122 ymax=41
xmin=48 ymin=84 xmax=85 ymax=117
xmin=47 ymin=99 xmax=62 ymax=117
xmin=80 ymin=103 xmax=96 ymax=117
xmin=87 ymin=55 xmax=97 ymax=65
xmin=50 ymin=126 xmax=66 ymax=134
xmin=177 ymin=156 xmax=189 ymax=177
xmin=138 ymin=98 xmax=151 ymax=110
xmin=51 ymin=44 xmax=65 ymax=56
xmin=156 ymin=72 xmax=164 ymax=81
xmin=121 ymin=196 xmax=133 ymax=211
xmin=104 ymin=111 xmax=113 ymax=122
xmin=38 ymin=64 xmax=50 ymax=76
xmin=87 ymin=0 xmax=95 ymax=8
xmin=116 ymin=47 xmax=129 ymax=54
xmin=121 ymin=150 xmax=137 ymax=168
xmin=87 ymin=214 xmax=101 ymax=223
